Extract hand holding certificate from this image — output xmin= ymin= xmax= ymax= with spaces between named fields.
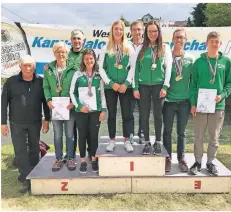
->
xmin=52 ymin=97 xmax=70 ymax=120
xmin=196 ymin=89 xmax=217 ymax=113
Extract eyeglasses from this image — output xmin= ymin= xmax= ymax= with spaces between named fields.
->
xmin=174 ymin=36 xmax=186 ymax=40
xmin=148 ymin=30 xmax=159 ymax=34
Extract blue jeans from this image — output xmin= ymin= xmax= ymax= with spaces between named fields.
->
xmin=52 ymin=112 xmax=75 ymax=160
xmin=163 ymin=100 xmax=190 ymax=160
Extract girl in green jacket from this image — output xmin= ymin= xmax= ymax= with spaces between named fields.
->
xmin=70 ymin=48 xmax=106 ymax=173
xmin=98 ymin=20 xmax=135 ymax=153
xmin=133 ymin=20 xmax=173 ymax=155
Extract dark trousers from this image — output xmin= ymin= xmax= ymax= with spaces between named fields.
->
xmin=163 ymin=100 xmax=190 ymax=160
xmin=72 ymin=121 xmax=90 ymax=158
xmin=130 ymin=97 xmax=143 ymax=137
xmin=76 ymin=112 xmax=101 ymax=158
xmin=10 ymin=121 xmax=42 ymax=182
xmin=105 ymin=88 xmax=133 ymax=139
xmin=73 ymin=121 xmax=77 ymax=157
xmin=139 ymin=84 xmax=164 ymax=142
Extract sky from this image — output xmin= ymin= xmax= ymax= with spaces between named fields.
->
xmin=1 ymin=3 xmax=196 ymax=26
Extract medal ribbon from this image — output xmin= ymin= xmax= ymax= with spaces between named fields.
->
xmin=54 ymin=65 xmax=65 ymax=88
xmin=150 ymin=45 xmax=157 ymax=65
xmin=206 ymin=54 xmax=218 ymax=80
xmin=173 ymin=52 xmax=184 ymax=76
xmin=86 ymin=72 xmax=96 ymax=96
xmin=115 ymin=44 xmax=123 ymax=65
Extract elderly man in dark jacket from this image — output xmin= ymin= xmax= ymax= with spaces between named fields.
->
xmin=1 ymin=55 xmax=51 ymax=193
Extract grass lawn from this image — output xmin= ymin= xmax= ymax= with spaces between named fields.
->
xmin=1 ymin=144 xmax=231 ymax=211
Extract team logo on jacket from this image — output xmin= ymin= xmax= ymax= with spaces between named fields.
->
xmin=218 ymin=64 xmax=225 ymax=69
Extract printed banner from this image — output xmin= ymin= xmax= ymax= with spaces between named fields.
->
xmin=1 ymin=16 xmax=231 ymax=78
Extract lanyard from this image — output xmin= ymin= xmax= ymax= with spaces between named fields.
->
xmin=206 ymin=54 xmax=218 ymax=80
xmin=115 ymin=44 xmax=123 ymax=65
xmin=173 ymin=52 xmax=184 ymax=76
xmin=150 ymin=45 xmax=157 ymax=65
xmin=54 ymin=65 xmax=65 ymax=88
xmin=85 ymin=72 xmax=96 ymax=97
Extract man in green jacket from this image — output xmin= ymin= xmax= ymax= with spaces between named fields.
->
xmin=68 ymin=29 xmax=86 ymax=161
xmin=189 ymin=31 xmax=231 ymax=176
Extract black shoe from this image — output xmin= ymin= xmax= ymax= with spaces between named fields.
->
xmin=206 ymin=163 xmax=218 ymax=176
xmin=153 ymin=142 xmax=162 ymax=155
xmin=142 ymin=142 xmax=152 ymax=155
xmin=19 ymin=180 xmax=30 ymax=193
xmin=79 ymin=162 xmax=87 ymax=173
xmin=189 ymin=162 xmax=201 ymax=175
xmin=92 ymin=160 xmax=99 ymax=172
xmin=63 ymin=155 xmax=68 ymax=164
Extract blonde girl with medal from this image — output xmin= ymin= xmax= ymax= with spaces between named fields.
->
xmin=70 ymin=49 xmax=106 ymax=173
xmin=163 ymin=29 xmax=195 ymax=172
xmin=133 ymin=20 xmax=172 ymax=155
xmin=189 ymin=32 xmax=231 ymax=176
xmin=98 ymin=20 xmax=135 ymax=153
xmin=43 ymin=42 xmax=76 ymax=172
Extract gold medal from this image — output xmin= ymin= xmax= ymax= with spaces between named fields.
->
xmin=175 ymin=75 xmax=183 ymax=81
xmin=117 ymin=64 xmax=123 ymax=69
xmin=56 ymin=87 xmax=60 ymax=93
xmin=210 ymin=79 xmax=215 ymax=84
xmin=59 ymin=86 xmax=62 ymax=91
xmin=151 ymin=63 xmax=157 ymax=70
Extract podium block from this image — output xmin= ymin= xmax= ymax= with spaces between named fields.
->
xmin=96 ymin=142 xmax=168 ymax=176
xmin=26 ymin=136 xmax=231 ymax=195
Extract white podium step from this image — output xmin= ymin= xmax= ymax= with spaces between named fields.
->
xmin=96 ymin=142 xmax=168 ymax=177
xmin=27 ymin=153 xmax=231 ymax=195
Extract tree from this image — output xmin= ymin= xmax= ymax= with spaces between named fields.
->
xmin=191 ymin=3 xmax=207 ymax=26
xmin=186 ymin=17 xmax=194 ymax=27
xmin=120 ymin=15 xmax=130 ymax=27
xmin=205 ymin=3 xmax=231 ymax=26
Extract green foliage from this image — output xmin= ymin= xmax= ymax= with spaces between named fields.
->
xmin=186 ymin=17 xmax=194 ymax=27
xmin=191 ymin=3 xmax=207 ymax=26
xmin=205 ymin=3 xmax=231 ymax=26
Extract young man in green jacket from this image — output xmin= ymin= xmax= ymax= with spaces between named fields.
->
xmin=163 ymin=28 xmax=195 ymax=172
xmin=189 ymin=31 xmax=231 ymax=176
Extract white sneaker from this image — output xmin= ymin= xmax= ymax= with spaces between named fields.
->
xmin=106 ymin=140 xmax=116 ymax=152
xmin=124 ymin=141 xmax=134 ymax=153
xmin=129 ymin=134 xmax=134 ymax=144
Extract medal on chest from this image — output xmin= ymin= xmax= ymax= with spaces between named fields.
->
xmin=206 ymin=54 xmax=218 ymax=84
xmin=173 ymin=53 xmax=184 ymax=82
xmin=150 ymin=46 xmax=157 ymax=70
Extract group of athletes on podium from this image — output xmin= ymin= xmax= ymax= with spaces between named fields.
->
xmin=2 ymin=19 xmax=231 ymax=193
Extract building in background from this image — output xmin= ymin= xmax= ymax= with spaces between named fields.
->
xmin=136 ymin=13 xmax=187 ymax=27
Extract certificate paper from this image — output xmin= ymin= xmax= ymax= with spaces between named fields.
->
xmin=196 ymin=89 xmax=217 ymax=113
xmin=52 ymin=97 xmax=70 ymax=120
xmin=78 ymin=87 xmax=97 ymax=110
